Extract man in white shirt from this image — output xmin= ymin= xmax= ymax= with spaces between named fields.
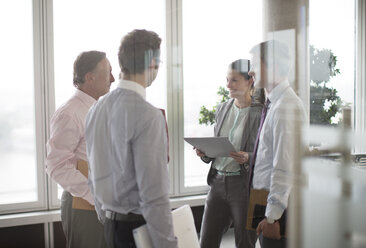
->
xmin=46 ymin=50 xmax=115 ymax=247
xmin=85 ymin=29 xmax=177 ymax=248
xmin=248 ymin=40 xmax=307 ymax=248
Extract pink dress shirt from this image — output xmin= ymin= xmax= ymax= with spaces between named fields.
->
xmin=46 ymin=89 xmax=96 ymax=205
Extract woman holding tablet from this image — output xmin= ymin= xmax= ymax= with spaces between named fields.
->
xmin=195 ymin=59 xmax=264 ymax=248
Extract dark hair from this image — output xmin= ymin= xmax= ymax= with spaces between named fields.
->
xmin=73 ymin=50 xmax=106 ymax=88
xmin=249 ymin=40 xmax=291 ymax=76
xmin=229 ymin=60 xmax=265 ymax=105
xmin=118 ymin=29 xmax=162 ymax=75
xmin=251 ymin=87 xmax=266 ymax=105
xmin=229 ymin=59 xmax=251 ymax=80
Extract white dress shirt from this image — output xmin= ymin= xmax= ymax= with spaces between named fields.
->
xmin=45 ymin=89 xmax=96 ymax=205
xmin=253 ymin=80 xmax=307 ymax=220
xmin=85 ymin=79 xmax=177 ymax=248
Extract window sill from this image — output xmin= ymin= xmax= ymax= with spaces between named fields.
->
xmin=0 ymin=210 xmax=61 ymax=228
xmin=170 ymin=194 xmax=206 ymax=209
xmin=0 ymin=194 xmax=207 ymax=228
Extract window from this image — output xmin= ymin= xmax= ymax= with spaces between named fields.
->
xmin=0 ymin=0 xmax=364 ymax=215
xmin=309 ymin=0 xmax=355 ymax=126
xmin=0 ymin=0 xmax=46 ymax=213
xmin=308 ymin=0 xmax=356 ymax=153
xmin=52 ymin=0 xmax=167 ymax=202
xmin=53 ymin=0 xmax=167 ymax=109
xmin=181 ymin=0 xmax=263 ymax=191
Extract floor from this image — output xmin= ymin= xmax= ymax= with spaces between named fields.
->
xmin=220 ymin=228 xmax=261 ymax=248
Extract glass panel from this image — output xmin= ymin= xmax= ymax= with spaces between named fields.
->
xmin=182 ymin=0 xmax=263 ymax=187
xmin=53 ymin=0 xmax=166 ymax=199
xmin=309 ymin=0 xmax=355 ymax=127
xmin=302 ymin=2 xmax=360 ymax=247
xmin=0 ymin=0 xmax=37 ymax=204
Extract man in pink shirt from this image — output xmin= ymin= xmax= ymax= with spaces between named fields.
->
xmin=46 ymin=50 xmax=115 ymax=247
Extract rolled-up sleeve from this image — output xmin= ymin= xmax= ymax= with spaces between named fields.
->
xmin=265 ymin=114 xmax=291 ymax=219
xmin=265 ymin=106 xmax=305 ymax=220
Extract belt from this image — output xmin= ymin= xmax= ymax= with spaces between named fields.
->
xmin=105 ymin=210 xmax=145 ymax=222
xmin=216 ymin=169 xmax=241 ymax=176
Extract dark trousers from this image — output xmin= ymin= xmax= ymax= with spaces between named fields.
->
xmin=200 ymin=173 xmax=257 ymax=248
xmin=104 ymin=218 xmax=146 ymax=248
xmin=259 ymin=234 xmax=287 ymax=248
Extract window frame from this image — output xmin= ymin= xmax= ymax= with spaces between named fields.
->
xmin=169 ymin=0 xmax=210 ymax=195
xmin=355 ymin=0 xmax=366 ymax=153
xmin=42 ymin=0 xmax=60 ymax=209
xmin=1 ymin=0 xmax=365 ymax=215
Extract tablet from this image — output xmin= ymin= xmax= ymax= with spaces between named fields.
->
xmin=184 ymin=137 xmax=236 ymax=157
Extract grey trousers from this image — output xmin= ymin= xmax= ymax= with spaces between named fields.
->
xmin=61 ymin=191 xmax=107 ymax=248
xmin=200 ymin=173 xmax=257 ymax=248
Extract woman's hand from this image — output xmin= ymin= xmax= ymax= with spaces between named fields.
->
xmin=229 ymin=151 xmax=249 ymax=164
xmin=194 ymin=147 xmax=206 ymax=158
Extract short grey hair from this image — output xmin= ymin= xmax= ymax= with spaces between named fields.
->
xmin=73 ymin=50 xmax=106 ymax=88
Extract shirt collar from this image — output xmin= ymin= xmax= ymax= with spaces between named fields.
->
xmin=117 ymin=79 xmax=146 ymax=100
xmin=267 ymin=79 xmax=290 ymax=104
xmin=74 ymin=89 xmax=96 ymax=108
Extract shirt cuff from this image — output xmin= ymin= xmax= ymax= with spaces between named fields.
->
xmin=265 ymin=202 xmax=285 ymax=220
xmin=84 ymin=192 xmax=95 ymax=206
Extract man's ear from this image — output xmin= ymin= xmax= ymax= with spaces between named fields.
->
xmin=149 ymin=58 xmax=159 ymax=69
xmin=84 ymin=71 xmax=94 ymax=83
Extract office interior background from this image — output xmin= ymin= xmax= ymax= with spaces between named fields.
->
xmin=0 ymin=0 xmax=365 ymax=247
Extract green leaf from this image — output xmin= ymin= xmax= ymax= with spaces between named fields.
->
xmin=309 ymin=45 xmax=343 ymax=126
xmin=199 ymin=105 xmax=216 ymax=126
